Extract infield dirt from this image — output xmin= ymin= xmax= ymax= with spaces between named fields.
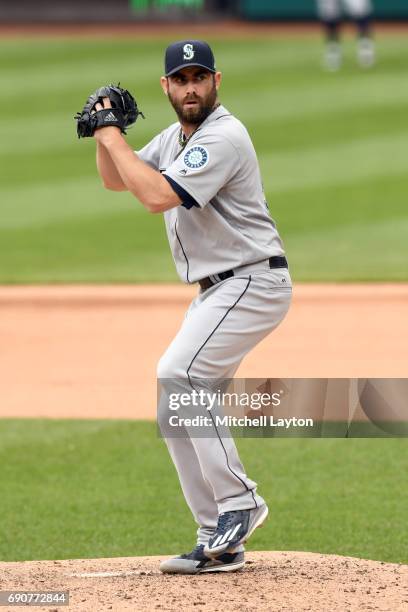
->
xmin=0 ymin=283 xmax=406 ymax=419
xmin=0 ymin=551 xmax=407 ymax=611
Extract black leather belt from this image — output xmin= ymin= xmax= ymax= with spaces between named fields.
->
xmin=198 ymin=256 xmax=288 ymax=292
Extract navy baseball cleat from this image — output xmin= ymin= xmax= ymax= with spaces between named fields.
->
xmin=204 ymin=504 xmax=268 ymax=558
xmin=159 ymin=544 xmax=245 ymax=574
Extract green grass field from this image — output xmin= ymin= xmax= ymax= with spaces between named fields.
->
xmin=1 ymin=34 xmax=408 ymax=282
xmin=0 ymin=419 xmax=406 ymax=563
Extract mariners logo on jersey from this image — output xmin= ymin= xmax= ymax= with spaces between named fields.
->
xmin=184 ymin=146 xmax=209 ymax=170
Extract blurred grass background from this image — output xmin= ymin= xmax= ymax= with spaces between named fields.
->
xmin=0 ymin=419 xmax=408 ymax=563
xmin=1 ymin=34 xmax=407 ymax=283
xmin=0 ymin=419 xmax=407 ymax=563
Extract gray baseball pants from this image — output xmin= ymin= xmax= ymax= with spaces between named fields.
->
xmin=157 ymin=261 xmax=292 ymax=545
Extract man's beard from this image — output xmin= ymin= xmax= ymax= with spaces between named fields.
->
xmin=168 ymin=83 xmax=218 ymax=126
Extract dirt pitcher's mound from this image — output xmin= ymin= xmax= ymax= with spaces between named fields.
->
xmin=0 ymin=551 xmax=406 ymax=611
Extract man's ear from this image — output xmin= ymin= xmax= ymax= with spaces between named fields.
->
xmin=160 ymin=76 xmax=169 ymax=96
xmin=214 ymin=71 xmax=222 ymax=91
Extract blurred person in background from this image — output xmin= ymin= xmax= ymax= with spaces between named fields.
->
xmin=316 ymin=0 xmax=375 ymax=71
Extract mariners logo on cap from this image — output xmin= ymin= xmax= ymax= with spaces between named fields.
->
xmin=184 ymin=146 xmax=209 ymax=170
xmin=183 ymin=43 xmax=195 ymax=60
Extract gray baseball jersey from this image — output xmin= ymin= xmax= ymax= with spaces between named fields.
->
xmin=137 ymin=104 xmax=286 ymax=283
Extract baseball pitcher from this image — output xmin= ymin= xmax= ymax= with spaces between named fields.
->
xmin=75 ymin=40 xmax=292 ymax=574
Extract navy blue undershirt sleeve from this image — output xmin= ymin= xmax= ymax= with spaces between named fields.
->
xmin=163 ymin=174 xmax=200 ymax=210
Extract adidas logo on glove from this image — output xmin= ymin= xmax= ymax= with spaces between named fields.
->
xmin=104 ymin=112 xmax=117 ymax=122
xmin=75 ymin=83 xmax=144 ymax=138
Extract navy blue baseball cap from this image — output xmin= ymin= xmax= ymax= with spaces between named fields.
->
xmin=164 ymin=40 xmax=216 ymax=77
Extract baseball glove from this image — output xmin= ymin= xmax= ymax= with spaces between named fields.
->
xmin=75 ymin=84 xmax=144 ymax=139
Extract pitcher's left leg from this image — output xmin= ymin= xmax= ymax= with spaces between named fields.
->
xmin=158 ymin=271 xmax=292 ymax=516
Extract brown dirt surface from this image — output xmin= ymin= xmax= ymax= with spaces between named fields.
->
xmin=0 ymin=551 xmax=407 ymax=611
xmin=1 ymin=283 xmax=407 ymax=420
xmin=0 ymin=21 xmax=319 ymax=39
xmin=0 ymin=21 xmax=407 ymax=39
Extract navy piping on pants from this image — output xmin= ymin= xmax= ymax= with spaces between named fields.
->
xmin=186 ymin=276 xmax=258 ymax=510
